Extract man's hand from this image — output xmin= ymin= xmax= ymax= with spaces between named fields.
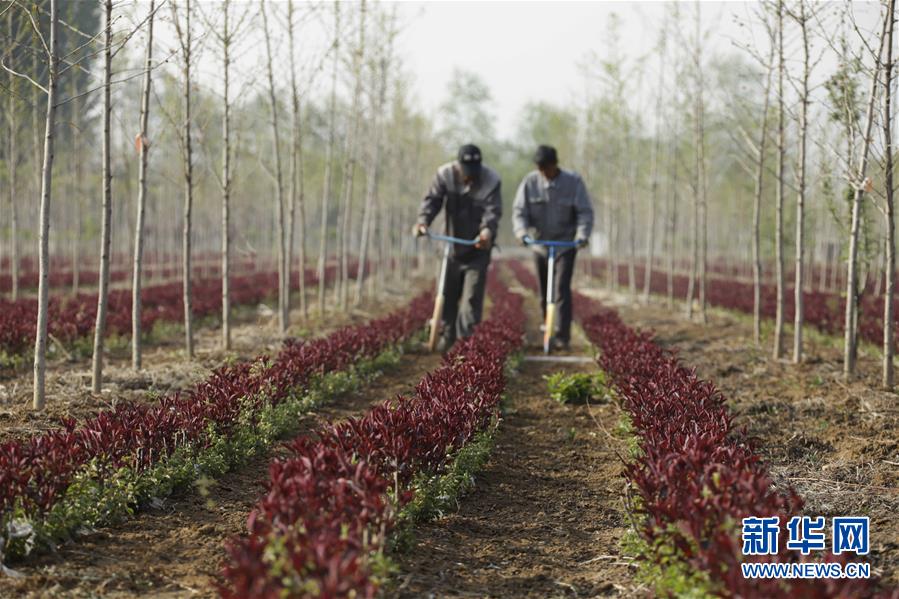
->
xmin=475 ymin=228 xmax=492 ymax=250
xmin=576 ymin=237 xmax=588 ymax=249
xmin=516 ymin=232 xmax=529 ymax=247
xmin=413 ymin=223 xmax=428 ymax=237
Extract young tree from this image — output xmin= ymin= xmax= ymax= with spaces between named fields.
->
xmin=286 ymin=0 xmax=307 ymax=320
xmin=666 ymin=117 xmax=680 ymax=310
xmin=337 ymin=0 xmax=366 ymax=310
xmin=91 ymin=0 xmax=114 ymax=392
xmin=260 ymin=0 xmax=289 ymax=334
xmin=789 ymin=0 xmax=812 ymax=363
xmin=132 ymin=0 xmax=156 ymax=370
xmin=171 ymin=0 xmax=195 ymax=358
xmin=844 ymin=5 xmax=889 ymax=378
xmin=356 ymin=7 xmax=396 ymax=305
xmin=693 ymin=1 xmax=708 ymax=324
xmin=13 ymin=0 xmax=61 ymax=410
xmin=772 ymin=0 xmax=787 ymax=359
xmin=666 ymin=4 xmax=683 ymax=310
xmin=4 ymin=9 xmax=21 ymax=302
xmin=881 ymin=0 xmax=896 ymax=388
xmin=753 ymin=42 xmax=775 ymax=346
xmin=221 ymin=0 xmax=234 ymax=348
xmin=643 ymin=20 xmax=667 ymax=302
xmin=317 ymin=2 xmax=340 ymax=314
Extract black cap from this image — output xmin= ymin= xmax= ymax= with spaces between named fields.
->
xmin=457 ymin=144 xmax=482 ymax=177
xmin=534 ymin=144 xmax=558 ymax=167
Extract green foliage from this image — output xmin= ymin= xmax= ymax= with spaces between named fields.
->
xmin=615 ymin=390 xmax=718 ymax=599
xmin=544 ymin=370 xmax=608 ymax=404
xmin=438 ymin=68 xmax=497 ymax=153
xmin=504 ymin=350 xmax=524 ymax=375
xmin=614 ymin=412 xmax=642 ymax=460
xmin=620 ymin=527 xmax=717 ymax=599
xmin=400 ymin=427 xmax=495 ymax=527
xmin=389 ymin=424 xmax=496 ymax=558
xmin=0 ymin=351 xmax=26 ymax=370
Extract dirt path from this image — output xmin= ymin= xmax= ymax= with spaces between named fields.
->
xmin=395 ymin=292 xmax=639 ymax=598
xmin=589 ymin=287 xmax=899 ymax=590
xmin=0 ymin=287 xmax=416 ymax=442
xmin=0 ymin=348 xmax=443 ymax=598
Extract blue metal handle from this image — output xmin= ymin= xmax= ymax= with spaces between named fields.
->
xmin=522 ymin=236 xmax=578 ymax=248
xmin=427 ymin=232 xmax=479 ymax=246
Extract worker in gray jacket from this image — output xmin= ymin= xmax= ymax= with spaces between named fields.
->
xmin=414 ymin=144 xmax=502 ymax=351
xmin=513 ymin=145 xmax=594 ymax=349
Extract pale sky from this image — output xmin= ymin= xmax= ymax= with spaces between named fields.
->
xmin=390 ymin=0 xmax=882 ymax=139
xmin=394 ymin=1 xmax=766 ymax=138
xmin=147 ymin=1 xmax=883 ymax=140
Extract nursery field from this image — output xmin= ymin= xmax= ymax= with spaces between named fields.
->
xmin=6 ymin=0 xmax=899 ymax=595
xmin=1 ymin=264 xmax=896 ymax=598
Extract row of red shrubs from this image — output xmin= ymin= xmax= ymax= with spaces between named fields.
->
xmin=219 ymin=271 xmax=526 ymax=598
xmin=505 ymin=259 xmax=889 ymax=597
xmin=577 ymin=295 xmax=888 ymax=597
xmin=0 ymin=265 xmax=349 ymax=356
xmin=596 ymin=261 xmax=898 ymax=350
xmin=0 ymin=292 xmax=432 ymax=559
xmin=0 ymin=258 xmax=261 ymax=294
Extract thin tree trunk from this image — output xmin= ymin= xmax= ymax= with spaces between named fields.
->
xmin=753 ymin=47 xmax=774 ymax=346
xmin=606 ymin=197 xmax=615 ymax=290
xmin=261 ymin=0 xmax=288 ymax=334
xmin=773 ymin=0 xmax=786 ymax=359
xmin=33 ymin=0 xmax=59 ymax=410
xmin=644 ymin=30 xmax=666 ymax=302
xmin=792 ymin=0 xmax=809 ymax=364
xmin=287 ymin=0 xmax=307 ymax=320
xmin=32 ymin=46 xmax=41 ymax=226
xmin=874 ymin=239 xmax=885 ymax=297
xmin=6 ymin=10 xmax=19 ymax=302
xmin=667 ymin=137 xmax=678 ymax=309
xmin=284 ymin=0 xmax=296 ymax=321
xmin=91 ymin=0 xmax=114 ymax=393
xmin=627 ymin=156 xmax=637 ymax=298
xmin=318 ymin=3 xmax=340 ymax=314
xmin=173 ymin=0 xmax=195 ymax=358
xmin=69 ymin=74 xmax=80 ymax=296
xmin=845 ymin=7 xmax=889 ymax=378
xmin=356 ymin=10 xmax=392 ymax=305
xmin=337 ymin=0 xmax=366 ymax=310
xmin=132 ymin=0 xmax=155 ymax=370
xmin=883 ymin=0 xmax=896 ymax=389
xmin=221 ymin=0 xmax=232 ymax=350
xmin=694 ymin=1 xmax=707 ymax=324
xmin=686 ymin=182 xmax=698 ymax=319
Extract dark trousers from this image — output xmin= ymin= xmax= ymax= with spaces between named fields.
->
xmin=535 ymin=249 xmax=577 ymax=343
xmin=442 ymin=252 xmax=490 ymax=342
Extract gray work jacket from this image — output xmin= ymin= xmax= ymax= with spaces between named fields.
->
xmin=512 ymin=169 xmax=594 ymax=254
xmin=418 ymin=161 xmax=502 ymax=259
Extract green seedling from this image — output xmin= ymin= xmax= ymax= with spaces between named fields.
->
xmin=544 ymin=371 xmax=608 ymax=404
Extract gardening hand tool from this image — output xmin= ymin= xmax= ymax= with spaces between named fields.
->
xmin=424 ymin=231 xmax=479 ymax=352
xmin=523 ymin=236 xmax=579 ymax=354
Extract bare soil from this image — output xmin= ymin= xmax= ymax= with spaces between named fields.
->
xmin=589 ymin=287 xmax=899 ymax=591
xmin=0 ymin=287 xmax=415 ymax=442
xmin=0 ymin=347 xmax=443 ymax=598
xmin=394 ymin=291 xmax=641 ymax=598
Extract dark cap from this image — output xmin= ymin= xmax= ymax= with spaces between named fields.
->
xmin=534 ymin=144 xmax=558 ymax=167
xmin=457 ymin=143 xmax=482 ymax=177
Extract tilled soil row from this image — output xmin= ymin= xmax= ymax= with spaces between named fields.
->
xmin=395 ymin=291 xmax=640 ymax=598
xmin=0 ymin=349 xmax=443 ymax=598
